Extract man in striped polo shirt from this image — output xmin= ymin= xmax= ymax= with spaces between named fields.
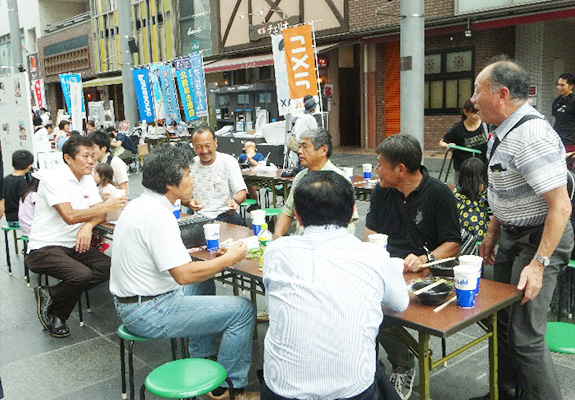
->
xmin=470 ymin=60 xmax=573 ymax=400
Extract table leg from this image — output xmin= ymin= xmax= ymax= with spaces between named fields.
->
xmin=272 ymin=185 xmax=277 ymax=208
xmin=418 ymin=332 xmax=431 ymax=400
xmin=487 ymin=314 xmax=499 ymax=400
xmin=250 ymin=278 xmax=259 ymax=341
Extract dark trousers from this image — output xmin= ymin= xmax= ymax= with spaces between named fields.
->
xmin=25 ymin=246 xmax=111 ymax=321
xmin=494 ymin=223 xmax=573 ymax=400
xmin=260 ymin=362 xmax=401 ymax=400
xmin=216 ymin=211 xmax=246 ymax=226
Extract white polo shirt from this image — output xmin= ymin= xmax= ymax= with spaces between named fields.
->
xmin=109 ymin=190 xmax=192 ymax=297
xmin=29 ymin=165 xmax=102 ymax=250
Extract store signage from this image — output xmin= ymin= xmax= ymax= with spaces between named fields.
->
xmin=249 ymin=16 xmax=300 ymax=42
xmin=158 ymin=65 xmax=180 ymax=124
xmin=282 ymin=24 xmax=318 ymax=100
xmin=32 ymin=79 xmax=45 ymax=109
xmin=173 ymin=56 xmax=198 ymax=122
xmin=318 ymin=57 xmax=328 ymax=69
xmin=59 ymin=73 xmax=84 ymax=114
xmin=271 ymin=34 xmax=290 ymax=116
xmin=528 ymin=85 xmax=537 ymax=96
xmin=189 ymin=52 xmax=208 ymax=116
xmin=149 ymin=63 xmax=166 ymax=121
xmin=132 ymin=68 xmax=155 ymax=123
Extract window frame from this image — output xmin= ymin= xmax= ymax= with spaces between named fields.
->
xmin=424 ymin=47 xmax=475 ymax=115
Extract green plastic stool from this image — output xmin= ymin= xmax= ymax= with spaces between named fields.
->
xmin=263 ymin=208 xmax=282 ymax=232
xmin=2 ymin=225 xmax=20 ymax=275
xmin=141 ymin=358 xmax=234 ymax=399
xmin=118 ymin=324 xmax=190 ymax=400
xmin=545 ymin=322 xmax=575 ymax=354
xmin=239 ymin=199 xmax=257 ymax=219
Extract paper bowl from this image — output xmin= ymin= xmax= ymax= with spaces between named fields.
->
xmin=412 ymin=280 xmax=454 ymax=306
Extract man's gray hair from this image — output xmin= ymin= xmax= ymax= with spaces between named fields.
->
xmin=489 ymin=60 xmax=530 ymax=101
xmin=142 ymin=145 xmax=193 ymax=194
xmin=300 ymin=127 xmax=333 ymax=158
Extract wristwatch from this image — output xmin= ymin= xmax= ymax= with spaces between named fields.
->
xmin=533 ymin=254 xmax=550 ymax=267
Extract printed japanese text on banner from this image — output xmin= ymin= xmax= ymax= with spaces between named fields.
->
xmin=173 ymin=57 xmax=198 ymax=121
xmin=189 ymin=53 xmax=208 ymax=117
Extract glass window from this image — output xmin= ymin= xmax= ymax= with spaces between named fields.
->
xmin=430 ymin=81 xmax=444 ymax=109
xmin=445 ymin=79 xmax=458 ymax=108
xmin=425 ymin=54 xmax=441 ymax=75
xmin=446 ymin=51 xmax=472 ymax=73
xmin=179 ymin=0 xmax=212 ymax=56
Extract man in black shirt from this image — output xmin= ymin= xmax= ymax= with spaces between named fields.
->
xmin=552 ymin=72 xmax=575 ymax=151
xmin=3 ymin=150 xmax=34 ymax=226
xmin=364 ymin=133 xmax=461 ymax=400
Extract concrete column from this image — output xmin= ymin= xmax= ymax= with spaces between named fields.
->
xmin=7 ymin=0 xmax=24 ymax=73
xmin=400 ymin=0 xmax=425 ymax=147
xmin=117 ymin=1 xmax=139 ymax=126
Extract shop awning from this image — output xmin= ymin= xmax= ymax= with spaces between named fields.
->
xmin=83 ymin=76 xmax=123 ymax=88
xmin=204 ymin=43 xmax=339 ymax=74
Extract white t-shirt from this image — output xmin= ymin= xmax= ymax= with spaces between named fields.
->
xmin=34 ymin=127 xmax=50 ymax=142
xmin=93 ymin=153 xmax=129 ymax=188
xmin=109 ymin=190 xmax=191 ymax=297
xmin=190 ymin=152 xmax=247 ymax=219
xmin=292 ymin=112 xmax=318 ymax=140
xmin=29 ymin=165 xmax=102 ymax=250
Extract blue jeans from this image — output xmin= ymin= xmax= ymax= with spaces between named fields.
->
xmin=113 ymin=280 xmax=256 ymax=388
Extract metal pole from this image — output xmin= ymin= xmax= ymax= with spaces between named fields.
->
xmin=7 ymin=0 xmax=24 ymax=73
xmin=400 ymin=0 xmax=425 ymax=147
xmin=117 ymin=1 xmax=139 ymax=126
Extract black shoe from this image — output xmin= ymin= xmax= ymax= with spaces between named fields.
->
xmin=48 ymin=315 xmax=70 ymax=338
xmin=35 ymin=286 xmax=53 ymax=330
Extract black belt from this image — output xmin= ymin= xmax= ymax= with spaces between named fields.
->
xmin=501 ymin=224 xmax=543 ymax=236
xmin=116 ymin=294 xmax=162 ymax=304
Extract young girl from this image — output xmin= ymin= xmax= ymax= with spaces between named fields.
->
xmin=94 ymin=163 xmax=116 ymax=202
xmin=452 ymin=157 xmax=490 ymax=242
xmin=18 ymin=171 xmax=43 ymax=237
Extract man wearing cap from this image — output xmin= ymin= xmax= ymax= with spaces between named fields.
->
xmin=364 ymin=133 xmax=461 ymax=400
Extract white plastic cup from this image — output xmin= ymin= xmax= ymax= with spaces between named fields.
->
xmin=343 ymin=167 xmax=354 ymax=182
xmin=459 ymin=255 xmax=483 ymax=295
xmin=251 ymin=209 xmax=266 ymax=235
xmin=203 ymin=223 xmax=220 ymax=252
xmin=453 ymin=265 xmax=478 ymax=308
xmin=362 ymin=163 xmax=372 ymax=180
xmin=107 ymin=189 xmax=126 ymax=222
xmin=368 ymin=233 xmax=388 ymax=248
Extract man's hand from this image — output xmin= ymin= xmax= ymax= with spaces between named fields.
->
xmin=103 ymin=196 xmax=128 ymax=213
xmin=404 ymin=253 xmax=427 ymax=272
xmin=479 ymin=233 xmax=498 ymax=265
xmin=75 ymin=224 xmax=93 ymax=253
xmin=224 ymin=241 xmax=247 ymax=264
xmin=226 ymin=199 xmax=239 ymax=212
xmin=189 ymin=199 xmax=203 ymax=211
xmin=517 ymin=261 xmax=544 ymax=305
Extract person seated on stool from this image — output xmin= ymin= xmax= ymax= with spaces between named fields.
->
xmin=187 ymin=125 xmax=247 ymax=226
xmin=110 ymin=145 xmax=258 ymax=400
xmin=262 ymin=171 xmax=408 ymax=400
xmin=238 ymin=141 xmax=264 ymax=207
xmin=3 ymin=149 xmax=34 ymax=228
xmin=26 ymin=135 xmax=126 ymax=338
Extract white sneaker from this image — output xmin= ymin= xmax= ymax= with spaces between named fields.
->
xmin=389 ymin=367 xmax=415 ymax=400
xmin=256 ymin=310 xmax=269 ymax=323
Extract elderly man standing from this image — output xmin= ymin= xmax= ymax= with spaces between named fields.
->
xmin=262 ymin=171 xmax=408 ymax=400
xmin=188 ymin=125 xmax=247 ymax=226
xmin=26 ymin=135 xmax=126 ymax=338
xmin=110 ymin=145 xmax=258 ymax=400
xmin=364 ymin=133 xmax=461 ymax=400
xmin=274 ymin=128 xmax=357 ymax=236
xmin=469 ymin=60 xmax=573 ymax=400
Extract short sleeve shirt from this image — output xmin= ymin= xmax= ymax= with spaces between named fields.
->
xmin=110 ymin=190 xmax=191 ymax=297
xmin=238 ymin=152 xmax=264 ymax=164
xmin=442 ymin=122 xmax=488 ymax=170
xmin=93 ymin=153 xmax=129 ymax=188
xmin=3 ymin=174 xmax=28 ymax=222
xmin=552 ymin=93 xmax=575 ymax=145
xmin=190 ymin=152 xmax=247 ymax=219
xmin=29 ymin=165 xmax=102 ymax=250
xmin=365 ymin=167 xmax=462 ymax=258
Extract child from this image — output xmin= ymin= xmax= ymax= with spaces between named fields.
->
xmin=94 ymin=163 xmax=116 ymax=201
xmin=3 ymin=149 xmax=34 ymax=227
xmin=18 ymin=170 xmax=43 ymax=237
xmin=452 ymin=157 xmax=489 ymax=242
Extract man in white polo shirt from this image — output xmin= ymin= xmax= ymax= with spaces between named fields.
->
xmin=110 ymin=145 xmax=258 ymax=400
xmin=26 ymin=135 xmax=127 ymax=338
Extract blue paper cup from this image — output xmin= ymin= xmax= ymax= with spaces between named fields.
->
xmin=362 ymin=163 xmax=372 ymax=181
xmin=253 ymin=223 xmax=262 ymax=235
xmin=454 ymin=265 xmax=478 ymax=308
xmin=203 ymin=223 xmax=220 ymax=252
xmin=459 ymin=255 xmax=483 ymax=296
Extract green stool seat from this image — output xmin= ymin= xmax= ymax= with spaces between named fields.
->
xmin=1 ymin=225 xmax=19 ymax=231
xmin=568 ymin=259 xmax=575 ymax=268
xmin=241 ymin=199 xmax=257 ymax=206
xmin=21 ymin=235 xmax=28 ymax=241
xmin=264 ymin=208 xmax=282 ymax=217
xmin=144 ymin=358 xmax=227 ymax=399
xmin=117 ymin=324 xmax=150 ymax=342
xmin=546 ymin=322 xmax=575 ymax=354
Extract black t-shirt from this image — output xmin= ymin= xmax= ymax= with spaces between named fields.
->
xmin=3 ymin=174 xmax=28 ymax=222
xmin=442 ymin=121 xmax=488 ymax=171
xmin=552 ymin=93 xmax=575 ymax=145
xmin=365 ymin=167 xmax=462 ymax=258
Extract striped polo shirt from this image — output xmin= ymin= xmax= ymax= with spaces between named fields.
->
xmin=487 ymin=102 xmax=567 ymax=227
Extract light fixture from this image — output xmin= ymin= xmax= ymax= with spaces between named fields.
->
xmin=465 ymin=18 xmax=472 ymax=38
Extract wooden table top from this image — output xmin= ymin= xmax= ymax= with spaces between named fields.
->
xmin=352 ymin=175 xmax=377 ymax=191
xmin=241 ymin=168 xmax=294 ymax=182
xmin=384 ymin=271 xmax=522 ymax=338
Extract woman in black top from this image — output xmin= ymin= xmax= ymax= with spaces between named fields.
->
xmin=439 ymin=99 xmax=488 ymax=181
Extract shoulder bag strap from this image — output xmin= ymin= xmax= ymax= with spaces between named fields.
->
xmin=488 ymin=114 xmax=543 ymax=161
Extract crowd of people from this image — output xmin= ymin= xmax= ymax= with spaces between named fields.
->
xmin=0 ymin=58 xmax=572 ymax=400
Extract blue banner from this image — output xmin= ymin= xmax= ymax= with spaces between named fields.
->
xmin=173 ymin=57 xmax=198 ymax=122
xmin=158 ymin=65 xmax=180 ymax=124
xmin=189 ymin=53 xmax=208 ymax=116
xmin=149 ymin=64 xmax=165 ymax=120
xmin=132 ymin=68 xmax=155 ymax=123
xmin=59 ymin=73 xmax=84 ymax=113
